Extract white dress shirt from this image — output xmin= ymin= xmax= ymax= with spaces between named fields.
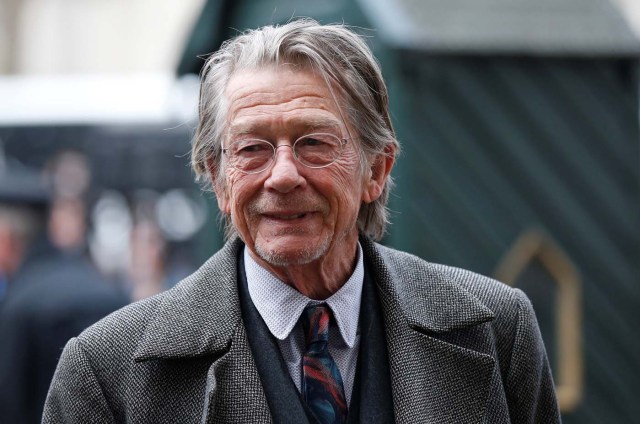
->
xmin=244 ymin=244 xmax=364 ymax=405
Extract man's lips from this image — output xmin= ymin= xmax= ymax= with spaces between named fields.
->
xmin=262 ymin=211 xmax=312 ymax=220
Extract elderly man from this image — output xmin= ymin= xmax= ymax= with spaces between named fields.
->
xmin=44 ymin=19 xmax=559 ymax=423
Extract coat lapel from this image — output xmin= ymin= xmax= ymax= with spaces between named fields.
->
xmin=128 ymin=234 xmax=499 ymax=423
xmin=361 ymin=237 xmax=497 ymax=424
xmin=132 ymin=238 xmax=271 ymax=423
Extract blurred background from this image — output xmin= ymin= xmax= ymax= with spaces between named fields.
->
xmin=0 ymin=0 xmax=638 ymax=422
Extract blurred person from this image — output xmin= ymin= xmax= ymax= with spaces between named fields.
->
xmin=0 ymin=151 xmax=127 ymax=424
xmin=127 ymin=219 xmax=168 ymax=301
xmin=48 ymin=197 xmax=86 ymax=254
xmin=44 ymin=150 xmax=91 ymax=201
xmin=0 ymin=153 xmax=48 ymax=300
xmin=124 ymin=191 xmax=173 ymax=301
xmin=0 ymin=205 xmax=41 ymax=300
xmin=44 ymin=20 xmax=559 ymax=423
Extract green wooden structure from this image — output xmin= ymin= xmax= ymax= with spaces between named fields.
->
xmin=178 ymin=0 xmax=640 ymax=421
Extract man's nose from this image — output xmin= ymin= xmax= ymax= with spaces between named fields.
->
xmin=264 ymin=145 xmax=306 ymax=193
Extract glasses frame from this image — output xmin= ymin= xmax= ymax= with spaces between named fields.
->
xmin=222 ymin=132 xmax=349 ymax=175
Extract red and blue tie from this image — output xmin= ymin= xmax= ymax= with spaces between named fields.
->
xmin=301 ymin=305 xmax=348 ymax=424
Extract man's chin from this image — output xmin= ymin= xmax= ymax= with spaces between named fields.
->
xmin=254 ymin=238 xmax=329 ymax=268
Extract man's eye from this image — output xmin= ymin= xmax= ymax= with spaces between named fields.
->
xmin=297 ymin=135 xmax=337 ymax=148
xmin=233 ymin=141 xmax=272 ymax=155
xmin=298 ymin=137 xmax=324 ymax=147
xmin=241 ymin=144 xmax=269 ymax=153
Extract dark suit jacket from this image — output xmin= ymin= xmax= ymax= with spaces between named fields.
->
xmin=43 ymin=237 xmax=560 ymax=423
xmin=0 ymin=249 xmax=126 ymax=424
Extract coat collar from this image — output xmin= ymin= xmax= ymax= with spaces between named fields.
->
xmin=132 ymin=235 xmax=499 ymax=423
xmin=133 ymin=237 xmax=245 ymax=361
xmin=359 ymin=236 xmax=495 ymax=333
xmin=133 ymin=236 xmax=496 ymax=360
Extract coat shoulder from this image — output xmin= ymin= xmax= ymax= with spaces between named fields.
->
xmin=46 ymin=240 xmax=246 ymax=422
xmin=369 ymin=242 xmax=529 ymax=332
xmin=373 ymin=243 xmax=524 ymax=311
xmin=77 ymin=290 xmax=163 ymax=351
xmin=76 ymin=238 xmax=244 ymax=358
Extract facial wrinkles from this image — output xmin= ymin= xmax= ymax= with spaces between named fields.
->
xmin=229 ymin=107 xmax=339 ymax=141
xmin=224 ymin=126 xmax=362 ymax=220
xmin=227 ymin=165 xmax=356 ymax=266
xmin=230 ymin=89 xmax=326 ymax=110
xmin=222 ymin=68 xmax=365 ymax=276
xmin=226 ymin=84 xmax=337 ymax=133
xmin=242 ymin=179 xmax=335 ymax=267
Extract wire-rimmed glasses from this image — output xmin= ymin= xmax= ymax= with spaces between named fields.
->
xmin=222 ymin=133 xmax=348 ymax=174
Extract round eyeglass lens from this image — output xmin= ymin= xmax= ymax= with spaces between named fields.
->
xmin=227 ymin=139 xmax=274 ymax=173
xmin=294 ymin=133 xmax=343 ymax=168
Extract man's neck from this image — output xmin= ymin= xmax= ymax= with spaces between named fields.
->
xmin=246 ymin=238 xmax=359 ymax=300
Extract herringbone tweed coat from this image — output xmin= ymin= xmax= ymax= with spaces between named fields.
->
xmin=43 ymin=236 xmax=560 ymax=423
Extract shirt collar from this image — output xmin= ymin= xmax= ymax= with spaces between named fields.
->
xmin=244 ymin=244 xmax=363 ymax=348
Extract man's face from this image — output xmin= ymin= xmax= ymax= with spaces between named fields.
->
xmin=215 ymin=66 xmax=373 ymax=269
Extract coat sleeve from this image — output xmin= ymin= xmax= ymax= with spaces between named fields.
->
xmin=42 ymin=337 xmax=116 ymax=424
xmin=505 ymin=289 xmax=561 ymax=423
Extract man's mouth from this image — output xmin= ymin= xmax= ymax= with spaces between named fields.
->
xmin=275 ymin=213 xmax=306 ymax=220
xmin=264 ymin=212 xmax=310 ymax=220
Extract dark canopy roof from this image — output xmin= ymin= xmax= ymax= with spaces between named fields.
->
xmin=177 ymin=0 xmax=640 ymax=75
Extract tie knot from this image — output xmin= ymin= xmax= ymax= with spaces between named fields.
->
xmin=302 ymin=305 xmax=331 ymax=347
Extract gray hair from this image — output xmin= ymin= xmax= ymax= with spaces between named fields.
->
xmin=191 ymin=18 xmax=399 ymax=240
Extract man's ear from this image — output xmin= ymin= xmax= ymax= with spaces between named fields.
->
xmin=362 ymin=144 xmax=396 ymax=203
xmin=207 ymin=157 xmax=230 ymax=214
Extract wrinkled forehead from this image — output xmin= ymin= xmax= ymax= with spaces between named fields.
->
xmin=227 ymin=116 xmax=343 ymax=139
xmin=223 ymin=64 xmax=353 ymax=137
xmin=224 ymin=61 xmax=340 ymax=104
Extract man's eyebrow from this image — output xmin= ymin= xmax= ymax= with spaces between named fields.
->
xmin=300 ymin=117 xmax=343 ymax=130
xmin=228 ymin=117 xmax=343 ymax=137
xmin=227 ymin=123 xmax=255 ymax=137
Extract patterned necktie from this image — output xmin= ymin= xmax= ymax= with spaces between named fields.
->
xmin=301 ymin=305 xmax=348 ymax=424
